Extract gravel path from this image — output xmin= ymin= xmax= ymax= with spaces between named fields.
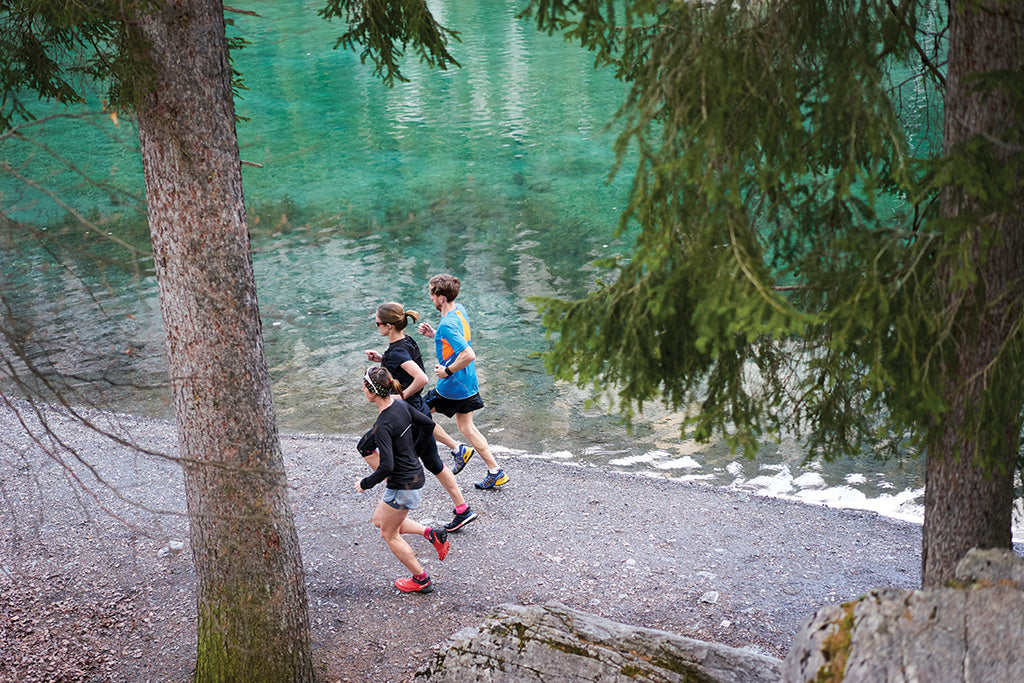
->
xmin=0 ymin=401 xmax=921 ymax=682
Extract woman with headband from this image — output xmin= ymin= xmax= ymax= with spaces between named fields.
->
xmin=363 ymin=301 xmax=477 ymax=532
xmin=356 ymin=366 xmax=450 ymax=594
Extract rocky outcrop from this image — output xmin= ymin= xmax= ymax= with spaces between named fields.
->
xmin=782 ymin=548 xmax=1024 ymax=682
xmin=412 ymin=550 xmax=1024 ymax=682
xmin=414 ymin=601 xmax=782 ymax=683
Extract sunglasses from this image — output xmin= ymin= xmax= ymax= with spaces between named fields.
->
xmin=374 ymin=321 xmax=389 ymax=327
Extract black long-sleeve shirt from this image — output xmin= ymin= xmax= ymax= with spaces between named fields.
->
xmin=359 ymin=400 xmax=431 ymax=491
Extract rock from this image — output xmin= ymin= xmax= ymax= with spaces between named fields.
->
xmin=782 ymin=548 xmax=1024 ymax=682
xmin=953 ymin=547 xmax=1024 ymax=586
xmin=700 ymin=591 xmax=720 ymax=604
xmin=415 ymin=601 xmax=782 ymax=683
xmin=156 ymin=540 xmax=185 ymax=558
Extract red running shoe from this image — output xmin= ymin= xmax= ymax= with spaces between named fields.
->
xmin=395 ymin=576 xmax=433 ymax=593
xmin=427 ymin=528 xmax=450 ymax=561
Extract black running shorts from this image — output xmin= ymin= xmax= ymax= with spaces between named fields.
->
xmin=425 ymin=389 xmax=485 ymax=418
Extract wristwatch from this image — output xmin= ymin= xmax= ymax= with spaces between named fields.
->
xmin=444 ymin=366 xmax=453 ymax=376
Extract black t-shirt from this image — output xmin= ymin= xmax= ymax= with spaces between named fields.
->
xmin=359 ymin=400 xmax=430 ymax=491
xmin=382 ymin=335 xmax=427 ymax=413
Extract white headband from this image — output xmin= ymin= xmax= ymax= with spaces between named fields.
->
xmin=363 ymin=368 xmax=390 ymax=397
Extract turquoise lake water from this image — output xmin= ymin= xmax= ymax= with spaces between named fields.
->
xmin=0 ymin=0 xmax=935 ymax=527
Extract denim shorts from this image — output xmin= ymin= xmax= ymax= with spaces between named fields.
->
xmin=383 ymin=487 xmax=422 ymax=510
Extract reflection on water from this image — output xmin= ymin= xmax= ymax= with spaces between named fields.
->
xmin=8 ymin=0 xmax=1011 ymax=536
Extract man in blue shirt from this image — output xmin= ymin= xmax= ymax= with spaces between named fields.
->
xmin=417 ymin=273 xmax=509 ymax=489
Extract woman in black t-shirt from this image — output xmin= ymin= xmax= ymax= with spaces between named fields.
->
xmin=363 ymin=302 xmax=478 ymax=533
xmin=356 ymin=366 xmax=450 ymax=594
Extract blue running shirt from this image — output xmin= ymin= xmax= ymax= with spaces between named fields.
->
xmin=435 ymin=303 xmax=478 ymax=400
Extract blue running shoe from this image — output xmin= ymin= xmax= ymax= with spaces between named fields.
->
xmin=450 ymin=444 xmax=474 ymax=475
xmin=474 ymin=469 xmax=509 ymax=490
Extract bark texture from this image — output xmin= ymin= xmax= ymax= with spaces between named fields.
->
xmin=925 ymin=0 xmax=1024 ymax=587
xmin=132 ymin=0 xmax=314 ymax=679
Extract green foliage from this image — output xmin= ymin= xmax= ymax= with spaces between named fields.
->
xmin=319 ymin=0 xmax=461 ymax=87
xmin=530 ymin=0 xmax=1024 ymax=463
xmin=0 ymin=2 xmax=256 ymax=132
xmin=0 ymin=0 xmax=161 ymax=131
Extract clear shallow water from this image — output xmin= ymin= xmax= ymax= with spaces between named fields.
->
xmin=0 ymin=0 xmax=954 ymax=530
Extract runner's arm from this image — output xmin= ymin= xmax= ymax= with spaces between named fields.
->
xmin=359 ymin=429 xmax=394 ymax=490
xmin=435 ymin=347 xmax=475 ymax=378
xmin=400 ymin=359 xmax=428 ymax=398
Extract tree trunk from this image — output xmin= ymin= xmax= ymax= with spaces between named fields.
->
xmin=132 ymin=0 xmax=314 ymax=678
xmin=924 ymin=0 xmax=1024 ymax=588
